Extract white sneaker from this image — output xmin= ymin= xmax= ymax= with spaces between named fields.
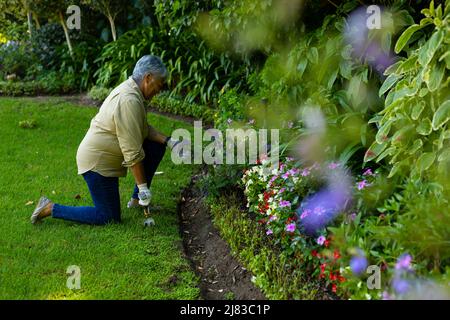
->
xmin=30 ymin=196 xmax=51 ymax=224
xmin=127 ymin=198 xmax=141 ymax=209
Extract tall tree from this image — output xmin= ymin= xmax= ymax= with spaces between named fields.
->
xmin=30 ymin=0 xmax=74 ymax=57
xmin=82 ymin=0 xmax=122 ymax=41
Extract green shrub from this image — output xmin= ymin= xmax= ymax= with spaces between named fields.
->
xmin=150 ymin=92 xmax=214 ymax=122
xmin=88 ymin=85 xmax=112 ymax=101
xmin=0 ymin=41 xmax=36 ymax=79
xmin=366 ymin=0 xmax=450 ymax=180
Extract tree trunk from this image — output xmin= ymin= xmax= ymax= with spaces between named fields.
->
xmin=59 ymin=11 xmax=74 ymax=58
xmin=107 ymin=13 xmax=117 ymax=41
xmin=27 ymin=11 xmax=33 ymax=37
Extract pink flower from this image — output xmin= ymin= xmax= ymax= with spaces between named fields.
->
xmin=269 ymin=175 xmax=278 ymax=184
xmin=266 ymin=229 xmax=273 ymax=235
xmin=282 ymin=172 xmax=290 ymax=179
xmin=300 ymin=209 xmax=311 ymax=219
xmin=314 ymin=206 xmax=326 ymax=216
xmin=279 ymin=187 xmax=286 ymax=194
xmin=279 ymin=200 xmax=291 ymax=208
xmin=301 ymin=168 xmax=310 ymax=176
xmin=317 ymin=235 xmax=326 ymax=245
xmin=286 ymin=223 xmax=296 ymax=233
xmin=357 ymin=180 xmax=369 ymax=190
xmin=289 ymin=168 xmax=300 ymax=176
xmin=363 ymin=168 xmax=373 ymax=176
xmin=328 ymin=162 xmax=339 ymax=169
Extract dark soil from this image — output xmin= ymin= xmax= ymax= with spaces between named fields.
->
xmin=178 ymin=171 xmax=266 ymax=300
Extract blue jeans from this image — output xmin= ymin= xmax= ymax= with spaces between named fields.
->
xmin=52 ymin=139 xmax=166 ymax=225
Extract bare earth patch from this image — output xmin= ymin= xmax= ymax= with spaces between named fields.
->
xmin=178 ymin=172 xmax=266 ymax=300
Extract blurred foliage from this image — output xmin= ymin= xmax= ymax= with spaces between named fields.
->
xmin=367 ymin=0 xmax=450 ymax=181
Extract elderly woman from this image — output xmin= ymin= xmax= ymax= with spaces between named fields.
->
xmin=30 ymin=55 xmax=181 ymax=225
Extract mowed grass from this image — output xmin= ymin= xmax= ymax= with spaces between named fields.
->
xmin=0 ymin=97 xmax=199 ymax=299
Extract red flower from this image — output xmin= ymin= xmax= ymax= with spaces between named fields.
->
xmin=311 ymin=250 xmax=318 ymax=257
xmin=324 ymin=240 xmax=330 ymax=247
xmin=320 ymin=263 xmax=327 ymax=274
xmin=332 ymin=284 xmax=337 ymax=293
xmin=333 ymin=250 xmax=341 ymax=260
xmin=329 ymin=272 xmax=337 ymax=281
xmin=338 ymin=276 xmax=346 ymax=283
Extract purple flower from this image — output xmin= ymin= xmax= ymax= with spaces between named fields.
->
xmin=357 ymin=180 xmax=369 ymax=190
xmin=279 ymin=200 xmax=291 ymax=208
xmin=382 ymin=291 xmax=392 ymax=300
xmin=282 ymin=172 xmax=290 ymax=179
xmin=279 ymin=187 xmax=286 ymax=194
xmin=300 ymin=209 xmax=311 ymax=219
xmin=269 ymin=175 xmax=278 ymax=184
xmin=301 ymin=168 xmax=310 ymax=177
xmin=363 ymin=168 xmax=373 ymax=176
xmin=266 ymin=229 xmax=273 ymax=235
xmin=328 ymin=162 xmax=339 ymax=169
xmin=314 ymin=206 xmax=326 ymax=216
xmin=286 ymin=223 xmax=296 ymax=233
xmin=350 ymin=255 xmax=368 ymax=275
xmin=393 ymin=278 xmax=410 ymax=295
xmin=395 ymin=254 xmax=412 ymax=271
xmin=349 ymin=212 xmax=357 ymax=221
xmin=289 ymin=168 xmax=300 ymax=176
xmin=316 ymin=235 xmax=326 ymax=245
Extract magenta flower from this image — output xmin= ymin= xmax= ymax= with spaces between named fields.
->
xmin=363 ymin=168 xmax=373 ymax=176
xmin=300 ymin=209 xmax=311 ymax=219
xmin=301 ymin=168 xmax=310 ymax=177
xmin=289 ymin=168 xmax=300 ymax=176
xmin=395 ymin=254 xmax=412 ymax=270
xmin=282 ymin=172 xmax=290 ymax=179
xmin=266 ymin=229 xmax=273 ymax=235
xmin=328 ymin=162 xmax=339 ymax=169
xmin=279 ymin=187 xmax=286 ymax=194
xmin=269 ymin=175 xmax=278 ymax=184
xmin=286 ymin=223 xmax=296 ymax=233
xmin=317 ymin=235 xmax=326 ymax=245
xmin=279 ymin=200 xmax=291 ymax=208
xmin=357 ymin=180 xmax=369 ymax=190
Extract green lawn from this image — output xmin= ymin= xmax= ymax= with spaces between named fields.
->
xmin=0 ymin=97 xmax=199 ymax=299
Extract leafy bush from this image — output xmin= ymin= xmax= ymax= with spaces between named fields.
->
xmin=88 ymin=85 xmax=112 ymax=101
xmin=150 ymin=92 xmax=215 ymax=122
xmin=366 ymin=0 xmax=450 ymax=180
xmin=0 ymin=41 xmax=36 ymax=79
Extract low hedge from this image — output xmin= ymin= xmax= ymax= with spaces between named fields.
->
xmin=150 ymin=92 xmax=215 ymax=123
xmin=208 ymin=194 xmax=333 ymax=300
xmin=0 ymin=80 xmax=77 ymax=96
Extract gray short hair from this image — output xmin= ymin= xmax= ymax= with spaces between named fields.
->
xmin=132 ymin=55 xmax=168 ymax=84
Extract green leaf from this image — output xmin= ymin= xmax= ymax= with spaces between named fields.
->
xmin=307 ymin=47 xmax=319 ymax=64
xmin=395 ymin=24 xmax=422 ymax=53
xmin=397 ymin=56 xmax=418 ymax=74
xmin=408 ymin=139 xmax=423 ymax=155
xmin=379 ymin=74 xmax=401 ymax=96
xmin=364 ymin=141 xmax=387 ymax=162
xmin=412 ymin=101 xmax=426 ymax=120
xmin=418 ymin=30 xmax=444 ymax=66
xmin=416 ymin=118 xmax=433 ymax=135
xmin=432 ymin=100 xmax=450 ymax=130
xmin=376 ymin=120 xmax=393 ymax=144
xmin=426 ymin=62 xmax=445 ymax=92
xmin=417 ymin=152 xmax=436 ymax=171
xmin=438 ymin=149 xmax=450 ymax=162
